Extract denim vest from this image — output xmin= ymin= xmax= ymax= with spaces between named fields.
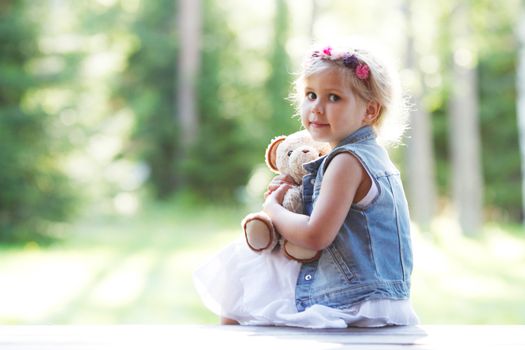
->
xmin=296 ymin=126 xmax=413 ymax=312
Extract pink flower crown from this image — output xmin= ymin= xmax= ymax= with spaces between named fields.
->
xmin=310 ymin=46 xmax=370 ymax=80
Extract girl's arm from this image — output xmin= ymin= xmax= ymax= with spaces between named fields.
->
xmin=263 ymin=152 xmax=365 ymax=251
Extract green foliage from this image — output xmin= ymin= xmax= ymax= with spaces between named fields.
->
xmin=181 ymin=0 xmax=257 ymax=201
xmin=427 ymin=6 xmax=452 ymax=202
xmin=265 ymin=0 xmax=297 ymax=137
xmin=429 ymin=1 xmax=522 ymax=222
xmin=0 ymin=1 xmax=76 ymax=243
xmin=118 ymin=0 xmax=264 ymax=202
xmin=117 ymin=0 xmax=180 ymax=198
xmin=429 ymin=100 xmax=451 ymax=200
xmin=181 ymin=0 xmax=300 ymax=202
xmin=478 ymin=29 xmax=521 ymax=221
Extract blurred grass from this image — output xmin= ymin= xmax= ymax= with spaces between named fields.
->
xmin=411 ymin=218 xmax=525 ymax=324
xmin=0 ymin=201 xmax=241 ymax=324
xmin=0 ymin=200 xmax=524 ymax=324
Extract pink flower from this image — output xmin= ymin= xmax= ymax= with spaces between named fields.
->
xmin=322 ymin=47 xmax=332 ymax=56
xmin=355 ymin=63 xmax=369 ymax=80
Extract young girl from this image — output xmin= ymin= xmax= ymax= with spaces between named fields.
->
xmin=193 ymin=42 xmax=419 ymax=328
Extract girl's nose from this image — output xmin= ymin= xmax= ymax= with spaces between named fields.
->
xmin=312 ymin=101 xmax=323 ymax=115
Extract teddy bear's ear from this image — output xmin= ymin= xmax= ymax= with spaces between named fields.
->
xmin=265 ymin=135 xmax=286 ymax=173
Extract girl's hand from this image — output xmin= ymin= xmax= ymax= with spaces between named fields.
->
xmin=263 ymin=183 xmax=291 ymax=214
xmin=264 ymin=174 xmax=295 ymax=199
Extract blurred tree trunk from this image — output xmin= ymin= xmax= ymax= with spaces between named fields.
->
xmin=517 ymin=5 xmax=525 ymax=224
xmin=177 ymin=0 xmax=201 ymax=150
xmin=402 ymin=0 xmax=437 ymax=231
xmin=448 ymin=2 xmax=483 ymax=235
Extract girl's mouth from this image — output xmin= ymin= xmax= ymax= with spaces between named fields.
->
xmin=309 ymin=121 xmax=329 ymax=128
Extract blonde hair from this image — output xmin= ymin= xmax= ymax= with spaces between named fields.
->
xmin=292 ymin=41 xmax=408 ymax=146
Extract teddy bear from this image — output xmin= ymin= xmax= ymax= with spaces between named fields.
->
xmin=242 ymin=130 xmax=331 ymax=263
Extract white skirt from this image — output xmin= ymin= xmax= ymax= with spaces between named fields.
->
xmin=193 ymin=238 xmax=419 ymax=328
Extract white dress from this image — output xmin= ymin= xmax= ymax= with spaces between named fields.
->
xmin=193 ymin=182 xmax=419 ymax=328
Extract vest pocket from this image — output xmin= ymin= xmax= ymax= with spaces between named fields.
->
xmin=327 ymin=246 xmax=355 ymax=283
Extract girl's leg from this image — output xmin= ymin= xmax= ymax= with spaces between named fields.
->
xmin=220 ymin=316 xmax=239 ymax=325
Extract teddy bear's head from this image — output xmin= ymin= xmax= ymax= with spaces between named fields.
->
xmin=265 ymin=130 xmax=331 ymax=184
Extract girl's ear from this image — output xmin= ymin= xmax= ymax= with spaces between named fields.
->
xmin=265 ymin=135 xmax=286 ymax=173
xmin=363 ymin=101 xmax=381 ymax=123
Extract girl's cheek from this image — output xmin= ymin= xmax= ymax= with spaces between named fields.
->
xmin=301 ymin=101 xmax=310 ymax=115
xmin=301 ymin=106 xmax=310 ymax=121
xmin=300 ymin=115 xmax=307 ymax=127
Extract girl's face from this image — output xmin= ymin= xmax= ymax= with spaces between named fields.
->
xmin=300 ymin=67 xmax=369 ymax=148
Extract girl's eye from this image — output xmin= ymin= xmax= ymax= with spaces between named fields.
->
xmin=329 ymin=94 xmax=340 ymax=102
xmin=306 ymin=92 xmax=317 ymax=100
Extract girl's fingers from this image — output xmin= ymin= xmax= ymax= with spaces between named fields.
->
xmin=265 ymin=185 xmax=280 ymax=199
xmin=269 ymin=175 xmax=294 ymax=188
xmin=268 ymin=183 xmax=280 ymax=191
xmin=272 ymin=174 xmax=294 ymax=185
xmin=273 ymin=184 xmax=291 ymax=204
xmin=265 ymin=175 xmax=295 ymax=199
xmin=282 ymin=174 xmax=295 ymax=184
xmin=269 ymin=178 xmax=283 ymax=187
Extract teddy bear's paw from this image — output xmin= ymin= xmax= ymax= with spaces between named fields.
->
xmin=243 ymin=215 xmax=277 ymax=252
xmin=282 ymin=241 xmax=321 ymax=263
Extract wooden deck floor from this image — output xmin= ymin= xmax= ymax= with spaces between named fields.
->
xmin=0 ymin=325 xmax=523 ymax=349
